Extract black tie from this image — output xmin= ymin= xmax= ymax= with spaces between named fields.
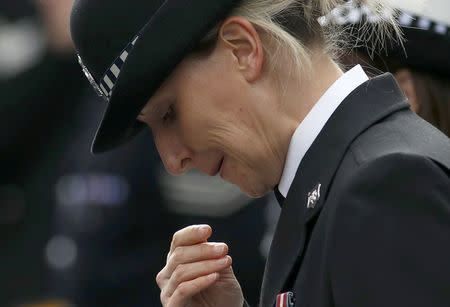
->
xmin=274 ymin=186 xmax=286 ymax=207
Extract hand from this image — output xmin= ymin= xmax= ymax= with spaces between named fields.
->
xmin=157 ymin=225 xmax=244 ymax=307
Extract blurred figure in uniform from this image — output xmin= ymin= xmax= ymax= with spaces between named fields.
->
xmin=329 ymin=0 xmax=450 ymax=136
xmin=0 ymin=0 xmax=85 ymax=304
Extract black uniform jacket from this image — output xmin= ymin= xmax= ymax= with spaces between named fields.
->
xmin=248 ymin=73 xmax=450 ymax=307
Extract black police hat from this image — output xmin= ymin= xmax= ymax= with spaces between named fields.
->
xmin=71 ymin=0 xmax=241 ymax=153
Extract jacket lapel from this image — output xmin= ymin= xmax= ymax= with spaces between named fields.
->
xmin=260 ymin=73 xmax=409 ymax=307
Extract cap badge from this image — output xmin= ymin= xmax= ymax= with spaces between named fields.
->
xmin=76 ymin=35 xmax=140 ymax=102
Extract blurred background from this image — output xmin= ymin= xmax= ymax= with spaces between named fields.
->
xmin=0 ymin=1 xmax=274 ymax=306
xmin=0 ymin=1 xmax=448 ymax=307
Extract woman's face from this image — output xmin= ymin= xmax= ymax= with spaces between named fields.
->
xmin=138 ymin=19 xmax=289 ymax=197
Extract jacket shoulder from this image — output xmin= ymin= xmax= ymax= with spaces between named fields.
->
xmin=330 ymin=152 xmax=450 ymax=215
xmin=348 ymin=109 xmax=450 ymax=170
xmin=326 ymin=152 xmax=450 ymax=307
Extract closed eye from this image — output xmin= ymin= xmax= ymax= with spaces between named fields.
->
xmin=162 ymin=105 xmax=176 ymax=123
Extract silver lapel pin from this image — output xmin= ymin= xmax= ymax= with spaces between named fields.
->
xmin=307 ymin=183 xmax=321 ymax=209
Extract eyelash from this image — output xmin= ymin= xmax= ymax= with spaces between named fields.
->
xmin=162 ymin=105 xmax=175 ymax=123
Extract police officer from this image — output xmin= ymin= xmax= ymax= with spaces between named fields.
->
xmin=71 ymin=1 xmax=450 ymax=307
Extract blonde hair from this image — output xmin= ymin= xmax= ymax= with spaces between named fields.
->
xmin=198 ymin=0 xmax=401 ymax=78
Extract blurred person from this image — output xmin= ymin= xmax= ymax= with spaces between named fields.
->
xmin=0 ymin=0 xmax=82 ymax=181
xmin=0 ymin=1 xmax=41 ymax=79
xmin=34 ymin=0 xmax=75 ymax=52
xmin=0 ymin=1 xmax=35 ymax=22
xmin=331 ymin=0 xmax=450 ymax=136
xmin=0 ymin=0 xmax=86 ymax=304
xmin=71 ymin=1 xmax=450 ymax=307
xmin=1 ymin=1 xmax=268 ymax=306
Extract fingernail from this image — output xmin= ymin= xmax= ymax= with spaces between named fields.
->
xmin=208 ymin=272 xmax=217 ymax=280
xmin=218 ymin=257 xmax=228 ymax=265
xmin=214 ymin=244 xmax=225 ymax=254
xmin=199 ymin=225 xmax=210 ymax=235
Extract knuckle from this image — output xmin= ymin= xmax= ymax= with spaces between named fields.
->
xmin=161 ymin=292 xmax=172 ymax=307
xmin=175 ymin=282 xmax=190 ymax=298
xmin=171 ymin=246 xmax=184 ymax=262
xmin=156 ymin=270 xmax=165 ymax=287
xmin=171 ymin=227 xmax=189 ymax=248
xmin=171 ymin=231 xmax=180 ymax=248
xmin=172 ymin=264 xmax=186 ymax=282
xmin=155 ymin=274 xmax=161 ymax=286
xmin=161 ymin=286 xmax=170 ymax=299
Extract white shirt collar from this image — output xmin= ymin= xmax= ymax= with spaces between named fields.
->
xmin=278 ymin=65 xmax=369 ymax=197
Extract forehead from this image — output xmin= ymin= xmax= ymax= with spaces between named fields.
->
xmin=141 ymin=52 xmax=220 ymax=114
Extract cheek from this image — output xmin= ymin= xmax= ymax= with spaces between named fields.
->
xmin=176 ymin=86 xmax=227 ymax=150
xmin=175 ymin=61 xmax=250 ymax=151
xmin=176 ymin=98 xmax=213 ymax=150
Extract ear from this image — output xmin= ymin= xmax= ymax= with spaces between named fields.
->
xmin=394 ymin=69 xmax=419 ymax=113
xmin=217 ymin=16 xmax=264 ymax=82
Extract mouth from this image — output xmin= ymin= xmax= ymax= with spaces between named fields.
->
xmin=212 ymin=157 xmax=224 ymax=177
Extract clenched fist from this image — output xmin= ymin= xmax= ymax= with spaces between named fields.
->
xmin=157 ymin=225 xmax=244 ymax=307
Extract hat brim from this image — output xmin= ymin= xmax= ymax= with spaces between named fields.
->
xmin=91 ymin=0 xmax=240 ymax=154
xmin=385 ymin=26 xmax=450 ymax=77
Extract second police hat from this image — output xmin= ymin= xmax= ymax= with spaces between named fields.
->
xmin=321 ymin=0 xmax=450 ymax=77
xmin=71 ymin=0 xmax=241 ymax=153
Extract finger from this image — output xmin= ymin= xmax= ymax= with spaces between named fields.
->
xmin=163 ymin=256 xmax=232 ymax=299
xmin=165 ymin=242 xmax=228 ymax=276
xmin=166 ymin=272 xmax=219 ymax=307
xmin=170 ymin=225 xmax=212 ymax=253
xmin=158 ymin=242 xmax=227 ymax=290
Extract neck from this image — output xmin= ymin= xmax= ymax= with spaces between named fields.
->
xmin=253 ymin=51 xmax=344 ymax=191
xmin=280 ymin=52 xmax=344 ymax=136
xmin=262 ymin=52 xmax=343 ymax=189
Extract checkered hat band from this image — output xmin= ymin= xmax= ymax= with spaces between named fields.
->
xmin=99 ymin=35 xmax=140 ymax=99
xmin=77 ymin=35 xmax=140 ymax=102
xmin=319 ymin=2 xmax=450 ymax=37
xmin=397 ymin=11 xmax=450 ymax=36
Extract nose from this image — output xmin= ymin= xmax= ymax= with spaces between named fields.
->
xmin=155 ymin=132 xmax=193 ymax=175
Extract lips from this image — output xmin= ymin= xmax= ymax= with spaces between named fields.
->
xmin=212 ymin=157 xmax=224 ymax=177
xmin=218 ymin=157 xmax=225 ymax=177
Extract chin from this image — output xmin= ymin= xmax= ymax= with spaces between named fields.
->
xmin=240 ymin=183 xmax=271 ymax=199
xmin=223 ymin=166 xmax=272 ymax=198
xmin=245 ymin=191 xmax=267 ymax=198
